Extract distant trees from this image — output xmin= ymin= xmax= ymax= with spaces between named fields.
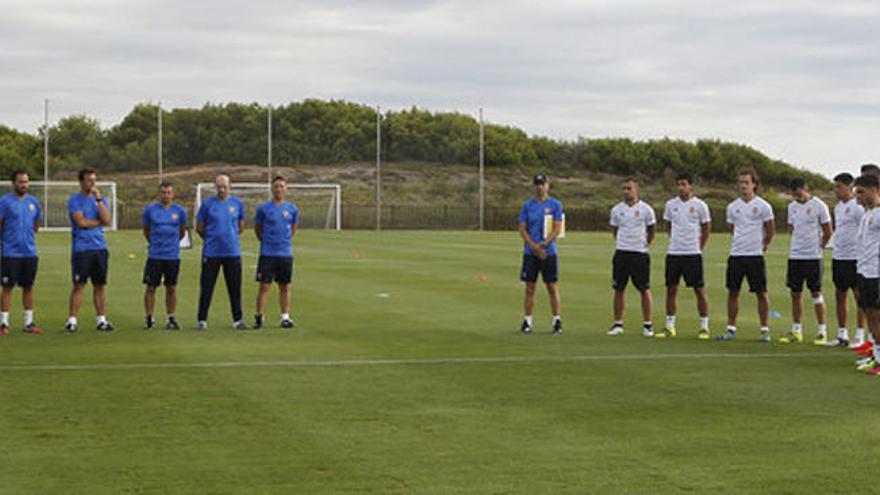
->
xmin=0 ymin=99 xmax=829 ymax=189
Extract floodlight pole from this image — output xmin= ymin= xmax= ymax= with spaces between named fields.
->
xmin=43 ymin=99 xmax=49 ymax=228
xmin=157 ymin=102 xmax=163 ymax=182
xmin=267 ymin=104 xmax=273 ymax=192
xmin=479 ymin=108 xmax=485 ymax=232
xmin=376 ymin=105 xmax=382 ymax=231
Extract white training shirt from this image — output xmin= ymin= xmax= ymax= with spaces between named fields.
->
xmin=663 ymin=196 xmax=711 ymax=256
xmin=857 ymin=206 xmax=880 ymax=278
xmin=610 ymin=200 xmax=656 ymax=253
xmin=832 ymin=197 xmax=864 ymax=261
xmin=787 ymin=196 xmax=831 ymax=260
xmin=726 ymin=196 xmax=775 ymax=257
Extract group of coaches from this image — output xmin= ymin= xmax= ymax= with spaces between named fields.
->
xmin=0 ymin=169 xmax=299 ymax=335
xmin=518 ymin=165 xmax=880 ymax=362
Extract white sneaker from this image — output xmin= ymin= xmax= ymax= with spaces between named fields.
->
xmin=607 ymin=324 xmax=624 ymax=336
xmin=849 ymin=338 xmax=866 ymax=349
xmin=824 ymin=338 xmax=849 ymax=348
xmin=642 ymin=326 xmax=655 ymax=338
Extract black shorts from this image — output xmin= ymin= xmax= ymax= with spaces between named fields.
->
xmin=858 ymin=275 xmax=880 ymax=309
xmin=786 ymin=259 xmax=823 ymax=293
xmin=143 ymin=259 xmax=181 ymax=287
xmin=665 ymin=254 xmax=704 ymax=288
xmin=71 ymin=249 xmax=109 ymax=285
xmin=833 ymin=259 xmax=858 ymax=291
xmin=726 ymin=256 xmax=767 ymax=293
xmin=613 ymin=250 xmax=650 ymax=291
xmin=1 ymin=257 xmax=38 ymax=288
xmin=256 ymin=256 xmax=293 ymax=284
xmin=520 ymin=254 xmax=559 ymax=283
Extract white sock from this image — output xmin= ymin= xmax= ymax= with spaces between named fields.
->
xmin=96 ymin=315 xmax=107 ymax=325
xmin=699 ymin=317 xmax=709 ymax=330
xmin=856 ymin=328 xmax=866 ymax=342
xmin=281 ymin=313 xmax=290 ymax=321
xmin=524 ymin=315 xmax=533 ymax=326
xmin=838 ymin=327 xmax=849 ymax=340
xmin=23 ymin=310 xmax=33 ymax=326
xmin=666 ymin=315 xmax=676 ymax=328
xmin=873 ymin=345 xmax=880 ymax=362
xmin=614 ymin=320 xmax=623 ymax=327
xmin=727 ymin=325 xmax=737 ymax=333
xmin=67 ymin=316 xmax=77 ymax=326
xmin=552 ymin=315 xmax=561 ymax=323
xmin=817 ymin=324 xmax=827 ymax=336
xmin=760 ymin=326 xmax=770 ymax=334
xmin=0 ymin=312 xmax=8 ymax=326
xmin=643 ymin=321 xmax=653 ymax=328
xmin=869 ymin=332 xmax=876 ymax=344
xmin=791 ymin=323 xmax=803 ymax=334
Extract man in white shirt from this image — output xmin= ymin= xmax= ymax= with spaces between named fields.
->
xmin=658 ymin=172 xmax=711 ymax=339
xmin=852 ymin=174 xmax=880 ymax=375
xmin=828 ymin=173 xmax=867 ymax=347
xmin=608 ymin=178 xmax=656 ymax=337
xmin=778 ymin=178 xmax=832 ymax=345
xmin=718 ymin=168 xmax=775 ymax=342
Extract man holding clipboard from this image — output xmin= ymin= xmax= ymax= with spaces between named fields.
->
xmin=517 ymin=173 xmax=564 ymax=335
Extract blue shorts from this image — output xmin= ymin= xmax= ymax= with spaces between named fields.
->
xmin=72 ymin=249 xmax=109 ymax=285
xmin=256 ymin=256 xmax=293 ymax=284
xmin=520 ymin=254 xmax=559 ymax=283
xmin=1 ymin=257 xmax=38 ymax=288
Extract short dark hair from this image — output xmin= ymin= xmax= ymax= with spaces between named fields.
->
xmin=159 ymin=181 xmax=173 ymax=189
xmin=737 ymin=168 xmax=760 ymax=187
xmin=623 ymin=177 xmax=638 ymax=184
xmin=833 ymin=172 xmax=855 ymax=185
xmin=861 ymin=163 xmax=880 ymax=177
xmin=855 ymin=174 xmax=880 ymax=189
xmin=675 ymin=172 xmax=694 ymax=184
xmin=78 ymin=168 xmax=96 ymax=181
xmin=271 ymin=175 xmax=286 ymax=184
xmin=789 ymin=177 xmax=807 ymax=191
xmin=10 ymin=169 xmax=28 ymax=183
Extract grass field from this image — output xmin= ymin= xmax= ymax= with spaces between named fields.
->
xmin=0 ymin=229 xmax=877 ymax=494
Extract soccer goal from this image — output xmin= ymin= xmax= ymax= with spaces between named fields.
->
xmin=0 ymin=181 xmax=118 ymax=231
xmin=194 ymin=183 xmax=342 ymax=230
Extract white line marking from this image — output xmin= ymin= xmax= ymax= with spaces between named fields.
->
xmin=0 ymin=352 xmax=834 ymax=372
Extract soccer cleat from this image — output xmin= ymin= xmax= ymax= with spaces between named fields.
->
xmin=0 ymin=323 xmax=8 ymax=336
xmin=697 ymin=328 xmax=710 ymax=340
xmin=868 ymin=366 xmax=880 ymax=376
xmin=642 ymin=325 xmax=654 ymax=338
xmin=24 ymin=323 xmax=42 ymax=335
xmin=856 ymin=356 xmax=873 ymax=367
xmin=856 ymin=344 xmax=874 ymax=357
xmin=166 ymin=318 xmax=180 ymax=330
xmin=64 ymin=322 xmax=77 ymax=333
xmin=813 ymin=333 xmax=828 ymax=346
xmin=849 ymin=339 xmax=867 ymax=350
xmin=233 ymin=320 xmax=248 ymax=330
xmin=856 ymin=358 xmax=877 ymax=372
xmin=253 ymin=314 xmax=264 ymax=330
xmin=715 ymin=329 xmax=736 ymax=341
xmin=520 ymin=320 xmax=532 ymax=335
xmin=606 ymin=324 xmax=623 ymax=336
xmin=824 ymin=338 xmax=849 ymax=348
xmin=852 ymin=342 xmax=873 ymax=353
xmin=758 ymin=331 xmax=772 ymax=344
xmin=196 ymin=320 xmax=208 ymax=331
xmin=281 ymin=318 xmax=296 ymax=329
xmin=96 ymin=321 xmax=115 ymax=332
xmin=552 ymin=319 xmax=563 ymax=335
xmin=655 ymin=326 xmax=676 ymax=339
xmin=145 ymin=315 xmax=155 ymax=330
xmin=778 ymin=331 xmax=803 ymax=344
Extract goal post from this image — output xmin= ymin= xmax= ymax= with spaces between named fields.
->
xmin=194 ymin=183 xmax=342 ymax=230
xmin=0 ymin=181 xmax=118 ymax=231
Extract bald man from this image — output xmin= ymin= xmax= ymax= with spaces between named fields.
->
xmin=195 ymin=175 xmax=246 ymax=330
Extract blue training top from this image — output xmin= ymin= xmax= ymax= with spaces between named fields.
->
xmin=142 ymin=202 xmax=188 ymax=260
xmin=196 ymin=196 xmax=245 ymax=257
xmin=68 ymin=192 xmax=108 ymax=252
xmin=254 ymin=200 xmax=299 ymax=257
xmin=0 ymin=193 xmax=41 ymax=258
xmin=517 ymin=197 xmax=564 ymax=256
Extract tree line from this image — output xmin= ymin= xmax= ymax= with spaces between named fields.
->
xmin=0 ymin=99 xmax=829 ymax=188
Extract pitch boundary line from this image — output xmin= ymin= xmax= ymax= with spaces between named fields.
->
xmin=0 ymin=352 xmax=835 ymax=372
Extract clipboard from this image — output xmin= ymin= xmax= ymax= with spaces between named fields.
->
xmin=544 ymin=213 xmax=565 ymax=240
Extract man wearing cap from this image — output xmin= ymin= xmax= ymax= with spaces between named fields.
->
xmin=517 ymin=173 xmax=564 ymax=335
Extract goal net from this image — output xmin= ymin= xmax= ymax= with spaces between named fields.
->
xmin=0 ymin=181 xmax=119 ymax=231
xmin=194 ymin=183 xmax=341 ymax=230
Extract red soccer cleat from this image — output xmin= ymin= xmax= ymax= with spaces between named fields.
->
xmin=0 ymin=324 xmax=8 ymax=336
xmin=853 ymin=342 xmax=873 ymax=353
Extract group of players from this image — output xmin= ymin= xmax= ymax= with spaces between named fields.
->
xmin=518 ymin=165 xmax=880 ymax=375
xmin=0 ymin=169 xmax=300 ymax=335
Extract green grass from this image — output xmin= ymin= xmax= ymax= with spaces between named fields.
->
xmin=0 ymin=230 xmax=876 ymax=494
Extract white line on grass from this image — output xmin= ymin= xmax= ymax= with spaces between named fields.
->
xmin=0 ymin=352 xmax=834 ymax=372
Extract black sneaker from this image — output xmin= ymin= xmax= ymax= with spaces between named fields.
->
xmin=96 ymin=321 xmax=116 ymax=331
xmin=166 ymin=318 xmax=180 ymax=330
xmin=520 ymin=320 xmax=532 ymax=334
xmin=280 ymin=318 xmax=296 ymax=329
xmin=552 ymin=319 xmax=563 ymax=335
xmin=254 ymin=314 xmax=264 ymax=329
xmin=64 ymin=322 xmax=78 ymax=333
xmin=145 ymin=315 xmax=155 ymax=330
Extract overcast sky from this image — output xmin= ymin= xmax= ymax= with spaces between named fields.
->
xmin=2 ymin=0 xmax=879 ymax=177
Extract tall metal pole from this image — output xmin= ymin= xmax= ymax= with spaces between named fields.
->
xmin=267 ymin=104 xmax=273 ymax=191
xmin=43 ymin=99 xmax=49 ymax=228
xmin=376 ymin=105 xmax=381 ymax=231
xmin=157 ymin=102 xmax=163 ymax=182
xmin=479 ymin=108 xmax=485 ymax=232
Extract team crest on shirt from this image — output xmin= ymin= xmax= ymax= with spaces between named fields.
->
xmin=752 ymin=207 xmax=758 ymax=216
xmin=544 ymin=208 xmax=550 ymax=214
xmin=807 ymin=208 xmax=812 ymax=215
xmin=282 ymin=211 xmax=289 ymax=217
xmin=171 ymin=213 xmax=178 ymax=220
xmin=229 ymin=207 xmax=236 ymax=214
xmin=28 ymin=203 xmax=35 ymax=211
xmin=688 ymin=206 xmax=695 ymax=214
